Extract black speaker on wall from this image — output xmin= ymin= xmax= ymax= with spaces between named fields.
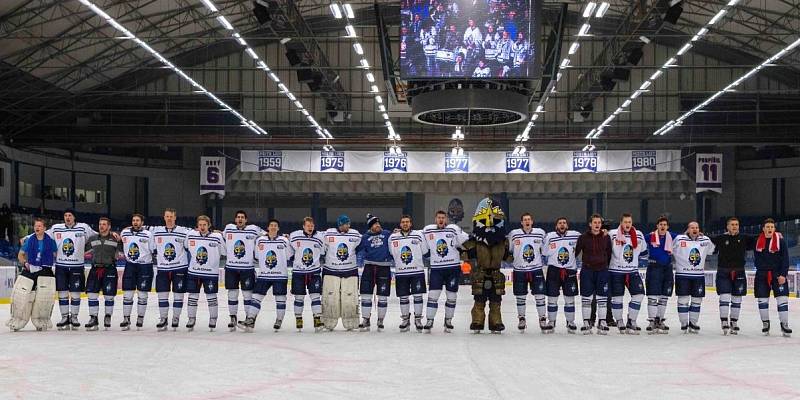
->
xmin=664 ymin=1 xmax=683 ymax=24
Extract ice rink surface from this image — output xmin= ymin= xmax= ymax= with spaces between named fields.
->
xmin=1 ymin=287 xmax=799 ymax=400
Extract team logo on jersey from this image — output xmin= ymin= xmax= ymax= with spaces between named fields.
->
xmin=163 ymin=243 xmax=176 ymax=262
xmin=62 ymin=238 xmax=75 ymax=257
xmin=233 ymin=240 xmax=246 ymax=259
xmin=301 ymin=248 xmax=314 ymax=266
xmin=688 ymin=247 xmax=701 ymax=267
xmin=400 ymin=246 xmax=413 ymax=264
xmin=557 ymin=247 xmax=570 ymax=265
xmin=435 ymin=239 xmax=449 ymax=257
xmin=128 ymin=243 xmax=140 ymax=261
xmin=336 ymin=243 xmax=349 ymax=261
xmin=265 ymin=250 xmax=278 ymax=269
xmin=623 ymin=244 xmax=634 ymax=263
xmin=522 ymin=244 xmax=536 ymax=263
xmin=370 ymin=236 xmax=383 ymax=248
xmin=196 ymin=246 xmax=208 ymax=265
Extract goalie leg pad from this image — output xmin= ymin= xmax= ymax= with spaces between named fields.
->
xmin=321 ymin=275 xmax=341 ymax=329
xmin=341 ymin=276 xmax=360 ymax=330
xmin=7 ymin=275 xmax=35 ymax=331
xmin=31 ymin=276 xmax=56 ymax=330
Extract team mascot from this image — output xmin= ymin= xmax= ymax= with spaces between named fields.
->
xmin=461 ymin=197 xmax=508 ymax=333
xmin=6 ymin=220 xmax=57 ymax=331
xmin=321 ymin=215 xmax=361 ymax=331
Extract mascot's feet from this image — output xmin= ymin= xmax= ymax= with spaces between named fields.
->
xmin=470 ymin=302 xmax=486 ymax=333
xmin=470 ymin=321 xmax=484 ymax=333
xmin=488 ymin=302 xmax=504 ymax=333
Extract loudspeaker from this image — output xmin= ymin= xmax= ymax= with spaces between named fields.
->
xmin=626 ymin=47 xmax=644 ymax=65
xmin=296 ymin=68 xmax=314 ymax=83
xmin=253 ymin=1 xmax=272 ymax=26
xmin=285 ymin=50 xmax=302 ymax=66
xmin=664 ymin=3 xmax=683 ymax=24
xmin=612 ymin=67 xmax=630 ymax=82
xmin=600 ymin=76 xmax=616 ymax=91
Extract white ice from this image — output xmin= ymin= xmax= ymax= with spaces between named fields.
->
xmin=1 ymin=287 xmax=799 ymax=400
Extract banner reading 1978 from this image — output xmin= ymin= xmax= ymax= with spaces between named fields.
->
xmin=572 ymin=151 xmax=598 ymax=172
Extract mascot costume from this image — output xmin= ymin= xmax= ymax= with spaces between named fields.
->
xmin=461 ymin=197 xmax=508 ymax=333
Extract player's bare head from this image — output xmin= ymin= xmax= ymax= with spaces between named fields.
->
xmin=33 ymin=218 xmax=45 ymax=234
xmin=234 ymin=210 xmax=247 ymax=227
xmin=520 ymin=213 xmax=533 ymax=227
xmin=267 ymin=219 xmax=279 ymax=235
xmin=555 ymin=217 xmax=568 ymax=232
xmin=686 ymin=221 xmax=700 ymax=236
xmin=762 ymin=218 xmax=776 ymax=235
xmin=400 ymin=215 xmax=412 ymax=231
xmin=132 ymin=213 xmax=144 ymax=228
xmin=656 ymin=216 xmax=669 ymax=231
xmin=197 ymin=215 xmax=211 ymax=232
xmin=303 ymin=217 xmax=315 ymax=234
xmin=63 ymin=209 xmax=75 ymax=225
xmin=726 ymin=217 xmax=740 ymax=234
xmin=98 ymin=217 xmax=111 ymax=234
xmin=620 ymin=213 xmax=633 ymax=230
xmin=435 ymin=210 xmax=447 ymax=227
xmin=589 ymin=214 xmax=603 ymax=232
xmin=163 ymin=208 xmax=176 ymax=225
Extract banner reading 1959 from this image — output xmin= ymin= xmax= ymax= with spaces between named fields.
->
xmin=258 ymin=150 xmax=283 ymax=171
xmin=505 ymin=152 xmax=530 ymax=173
xmin=320 ymin=151 xmax=345 ymax=172
xmin=383 ymin=151 xmax=408 ymax=172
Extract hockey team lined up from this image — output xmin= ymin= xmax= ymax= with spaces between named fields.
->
xmin=6 ymin=208 xmax=792 ymax=337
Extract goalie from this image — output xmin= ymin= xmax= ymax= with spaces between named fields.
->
xmin=6 ymin=218 xmax=57 ymax=331
xmin=321 ymin=215 xmax=361 ymax=331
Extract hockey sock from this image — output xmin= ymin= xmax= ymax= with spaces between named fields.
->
xmin=158 ymin=292 xmax=169 ymax=319
xmin=58 ymin=291 xmax=69 ymax=316
xmin=173 ymin=293 xmax=184 ymax=318
xmin=377 ymin=296 xmax=388 ymax=320
xmin=242 ymin=290 xmax=253 ymax=314
xmin=88 ymin=293 xmax=100 ymax=316
xmin=777 ymin=296 xmax=789 ymax=325
xmin=426 ymin=289 xmax=441 ymax=321
xmin=535 ymin=294 xmax=546 ymax=319
xmin=547 ymin=296 xmax=558 ymax=322
xmin=718 ymin=293 xmax=731 ymax=320
xmin=564 ymin=296 xmax=576 ymax=323
xmin=275 ymin=295 xmax=287 ymax=321
xmin=123 ymin=290 xmax=134 ymax=317
xmin=188 ymin=293 xmax=199 ymax=318
xmin=360 ymin=294 xmax=373 ymax=319
xmin=647 ymin=295 xmax=659 ymax=320
xmin=413 ymin=295 xmax=424 ymax=317
xmin=69 ymin=292 xmax=81 ymax=316
xmin=689 ymin=297 xmax=702 ymax=325
xmin=227 ymin=289 xmax=239 ymax=316
xmin=293 ymin=297 xmax=304 ymax=317
xmin=730 ymin=296 xmax=742 ymax=320
xmin=137 ymin=291 xmax=148 ymax=317
xmin=207 ymin=293 xmax=219 ymax=321
xmin=657 ymin=296 xmax=669 ymax=320
xmin=628 ymin=294 xmax=643 ymax=322
xmin=581 ymin=296 xmax=592 ymax=321
xmin=516 ymin=295 xmax=527 ymax=318
xmin=400 ymin=296 xmax=410 ymax=316
xmin=310 ymin=293 xmax=322 ymax=316
xmin=596 ymin=296 xmax=607 ymax=324
xmin=249 ymin=293 xmax=264 ymax=318
xmin=104 ymin=295 xmax=114 ymax=317
xmin=444 ymin=290 xmax=457 ymax=319
xmin=677 ymin=296 xmax=690 ymax=326
xmin=611 ymin=296 xmax=624 ymax=322
xmin=757 ymin=298 xmax=770 ymax=321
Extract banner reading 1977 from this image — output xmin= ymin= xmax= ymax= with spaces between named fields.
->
xmin=445 ymin=153 xmax=469 ymax=173
xmin=505 ymin=152 xmax=530 ymax=173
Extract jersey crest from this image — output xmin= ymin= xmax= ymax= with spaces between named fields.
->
xmin=435 ymin=238 xmax=449 ymax=257
xmin=128 ymin=243 xmax=140 ymax=261
xmin=400 ymin=245 xmax=413 ymax=264
xmin=233 ymin=240 xmax=246 ymax=259
xmin=62 ymin=238 xmax=75 ymax=257
xmin=688 ymin=247 xmax=701 ymax=267
xmin=623 ymin=244 xmax=634 ymax=263
xmin=522 ymin=244 xmax=535 ymax=263
xmin=336 ymin=243 xmax=349 ymax=261
xmin=301 ymin=248 xmax=314 ymax=266
xmin=557 ymin=247 xmax=569 ymax=265
xmin=163 ymin=243 xmax=176 ymax=262
xmin=265 ymin=250 xmax=278 ymax=269
xmin=196 ymin=246 xmax=208 ymax=265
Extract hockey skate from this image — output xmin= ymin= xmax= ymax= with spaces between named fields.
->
xmin=626 ymin=319 xmax=641 ymax=335
xmin=228 ymin=315 xmax=238 ymax=332
xmin=518 ymin=317 xmax=527 ymax=332
xmin=443 ymin=318 xmax=454 ymax=333
xmin=359 ymin=317 xmax=371 ymax=332
xmin=780 ymin=322 xmax=792 ymax=337
xmin=596 ymin=320 xmax=609 ymax=335
xmin=729 ymin=319 xmax=739 ymax=335
xmin=376 ymin=318 xmax=385 ymax=332
xmin=171 ymin=316 xmax=180 ymax=331
xmin=238 ymin=317 xmax=256 ymax=332
xmin=423 ymin=319 xmax=434 ymax=334
xmin=399 ymin=315 xmax=411 ymax=332
xmin=762 ymin=320 xmax=770 ymax=335
xmin=539 ymin=317 xmax=553 ymax=334
xmin=646 ymin=319 xmax=658 ymax=335
xmin=688 ymin=322 xmax=700 ymax=334
xmin=136 ymin=315 xmax=144 ymax=330
xmin=85 ymin=316 xmax=99 ymax=331
xmin=209 ymin=317 xmax=217 ymax=332
xmin=69 ymin=315 xmax=80 ymax=330
xmin=273 ymin=318 xmax=282 ymax=332
xmin=104 ymin=314 xmax=112 ymax=330
xmin=156 ymin=318 xmax=169 ymax=332
xmin=566 ymin=321 xmax=577 ymax=334
xmin=313 ymin=315 xmax=323 ymax=332
xmin=656 ymin=318 xmax=670 ymax=334
xmin=580 ymin=320 xmax=593 ymax=335
xmin=186 ymin=317 xmax=196 ymax=332
xmin=296 ymin=316 xmax=303 ymax=331
xmin=721 ymin=319 xmax=730 ymax=336
xmin=414 ymin=316 xmax=423 ymax=332
xmin=120 ymin=316 xmax=131 ymax=331
xmin=617 ymin=319 xmax=627 ymax=334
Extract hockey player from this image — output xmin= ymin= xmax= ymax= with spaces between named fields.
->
xmin=151 ymin=208 xmax=191 ymax=331
xmin=120 ymin=213 xmax=156 ymax=330
xmin=543 ymin=217 xmax=581 ymax=333
xmin=672 ymin=221 xmax=715 ymax=333
xmin=321 ymin=215 xmax=361 ymax=331
xmin=357 ymin=213 xmax=393 ymax=331
xmin=753 ymin=218 xmax=791 ymax=337
xmin=288 ymin=217 xmax=325 ymax=332
xmin=242 ymin=219 xmax=290 ymax=331
xmin=645 ymin=216 xmax=678 ymax=334
xmin=7 ymin=218 xmax=57 ymax=331
xmin=47 ymin=209 xmax=98 ymax=330
xmin=185 ymin=215 xmax=225 ymax=331
xmin=388 ymin=215 xmax=429 ymax=332
xmin=223 ymin=211 xmax=263 ymax=331
xmin=608 ymin=213 xmax=647 ymax=334
xmin=575 ymin=214 xmax=612 ymax=334
xmin=710 ymin=217 xmax=754 ymax=335
xmin=422 ymin=210 xmax=469 ymax=333
xmin=84 ymin=217 xmax=122 ymax=331
xmin=507 ymin=212 xmax=547 ymax=332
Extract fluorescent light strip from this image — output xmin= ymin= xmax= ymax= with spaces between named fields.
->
xmin=200 ymin=0 xmax=218 ymax=12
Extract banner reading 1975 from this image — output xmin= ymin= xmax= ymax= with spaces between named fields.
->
xmin=320 ymin=151 xmax=345 ymax=172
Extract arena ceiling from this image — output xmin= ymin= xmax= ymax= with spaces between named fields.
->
xmin=1 ymin=0 xmax=799 ymax=152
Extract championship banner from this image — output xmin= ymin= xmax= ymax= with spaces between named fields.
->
xmin=257 ymin=150 xmax=283 ymax=172
xmin=445 ymin=153 xmax=469 ymax=173
xmin=632 ymin=150 xmax=657 ymax=171
xmin=505 ymin=152 xmax=530 ymax=173
xmin=572 ymin=151 xmax=598 ymax=172
xmin=383 ymin=151 xmax=408 ymax=172
xmin=696 ymin=153 xmax=723 ymax=193
xmin=320 ymin=151 xmax=345 ymax=172
xmin=200 ymin=156 xmax=225 ymax=197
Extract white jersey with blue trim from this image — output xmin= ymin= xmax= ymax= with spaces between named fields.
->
xmin=47 ymin=222 xmax=97 ymax=268
xmin=609 ymin=229 xmax=647 ymax=273
xmin=422 ymin=224 xmax=468 ymax=269
xmin=288 ymin=230 xmax=325 ymax=274
xmin=151 ymin=225 xmax=190 ymax=270
xmin=223 ymin=224 xmax=264 ymax=269
xmin=255 ymin=235 xmax=291 ymax=280
xmin=544 ymin=230 xmax=581 ymax=270
xmin=121 ymin=227 xmax=155 ymax=264
xmin=388 ymin=230 xmax=428 ymax=276
xmin=672 ymin=234 xmax=715 ymax=278
xmin=322 ymin=228 xmax=361 ymax=274
xmin=185 ymin=230 xmax=225 ymax=277
xmin=508 ymin=228 xmax=546 ymax=271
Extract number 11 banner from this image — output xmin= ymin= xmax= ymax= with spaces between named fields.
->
xmin=696 ymin=153 xmax=722 ymax=193
xmin=200 ymin=156 xmax=225 ymax=197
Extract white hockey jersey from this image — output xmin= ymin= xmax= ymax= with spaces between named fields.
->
xmin=508 ymin=228 xmax=546 ymax=271
xmin=223 ymin=224 xmax=263 ymax=269
xmin=254 ymin=235 xmax=291 ymax=280
xmin=609 ymin=229 xmax=647 ymax=273
xmin=544 ymin=230 xmax=581 ymax=270
xmin=288 ymin=230 xmax=326 ymax=274
xmin=47 ymin=222 xmax=97 ymax=268
xmin=672 ymin=234 xmax=716 ymax=278
xmin=151 ymin=225 xmax=190 ymax=270
xmin=389 ymin=230 xmax=428 ymax=276
xmin=322 ymin=228 xmax=361 ymax=275
xmin=121 ymin=227 xmax=155 ymax=265
xmin=185 ymin=230 xmax=225 ymax=278
xmin=422 ymin=224 xmax=469 ymax=269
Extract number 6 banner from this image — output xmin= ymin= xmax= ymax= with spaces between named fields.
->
xmin=696 ymin=153 xmax=722 ymax=193
xmin=200 ymin=156 xmax=226 ymax=197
